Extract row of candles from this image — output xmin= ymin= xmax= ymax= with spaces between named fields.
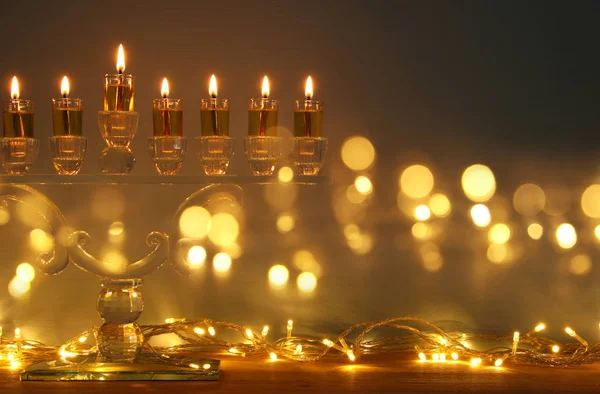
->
xmin=2 ymin=45 xmax=324 ymax=140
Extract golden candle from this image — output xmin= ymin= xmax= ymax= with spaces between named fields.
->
xmin=152 ymin=78 xmax=183 ymax=136
xmin=104 ymin=44 xmax=134 ymax=111
xmin=52 ymin=76 xmax=83 ymax=136
xmin=294 ymin=76 xmax=323 ymax=137
xmin=2 ymin=76 xmax=34 ymax=138
xmin=248 ymin=76 xmax=278 ymax=136
xmin=200 ymin=74 xmax=229 ymax=136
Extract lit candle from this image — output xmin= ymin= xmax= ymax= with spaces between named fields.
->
xmin=103 ymin=44 xmax=134 ymax=111
xmin=152 ymin=78 xmax=182 ymax=136
xmin=52 ymin=76 xmax=83 ymax=136
xmin=294 ymin=76 xmax=323 ymax=137
xmin=2 ymin=76 xmax=34 ymax=137
xmin=248 ymin=75 xmax=278 ymax=136
xmin=200 ymin=74 xmax=229 ymax=136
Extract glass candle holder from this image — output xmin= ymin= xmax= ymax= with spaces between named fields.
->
xmin=52 ymin=98 xmax=83 ymax=136
xmin=104 ymin=74 xmax=134 ymax=112
xmin=248 ymin=98 xmax=278 ymax=136
xmin=3 ymin=100 xmax=34 ymax=138
xmin=294 ymin=100 xmax=323 ymax=137
xmin=147 ymin=136 xmax=187 ymax=175
xmin=98 ymin=111 xmax=139 ymax=174
xmin=0 ymin=137 xmax=39 ymax=175
xmin=200 ymin=98 xmax=229 ymax=136
xmin=49 ymin=136 xmax=87 ymax=175
xmin=152 ymin=98 xmax=183 ymax=136
xmin=245 ymin=136 xmax=282 ymax=175
xmin=196 ymin=136 xmax=235 ymax=175
xmin=292 ymin=137 xmax=328 ymax=175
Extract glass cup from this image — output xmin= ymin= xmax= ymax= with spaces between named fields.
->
xmin=152 ymin=98 xmax=183 ymax=136
xmin=52 ymin=98 xmax=83 ymax=136
xmin=245 ymin=136 xmax=283 ymax=175
xmin=104 ymin=74 xmax=134 ymax=112
xmin=196 ymin=136 xmax=235 ymax=175
xmin=98 ymin=111 xmax=139 ymax=148
xmin=248 ymin=98 xmax=279 ymax=136
xmin=49 ymin=136 xmax=87 ymax=175
xmin=3 ymin=100 xmax=34 ymax=138
xmin=200 ymin=98 xmax=229 ymax=136
xmin=0 ymin=137 xmax=39 ymax=175
xmin=294 ymin=100 xmax=323 ymax=137
xmin=147 ymin=136 xmax=187 ymax=175
xmin=292 ymin=137 xmax=328 ymax=175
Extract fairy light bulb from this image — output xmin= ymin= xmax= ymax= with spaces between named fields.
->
xmin=512 ymin=331 xmax=520 ymax=356
xmin=287 ymin=320 xmax=293 ymax=338
xmin=451 ymin=352 xmax=459 ymax=360
xmin=78 ymin=335 xmax=87 ymax=343
xmin=494 ymin=358 xmax=503 ymax=367
xmin=440 ymin=353 xmax=446 ymax=362
xmin=203 ymin=363 xmax=211 ymax=370
xmin=471 ymin=357 xmax=482 ymax=366
xmin=208 ymin=326 xmax=216 ymax=336
xmin=346 ymin=349 xmax=356 ymax=362
xmin=534 ymin=323 xmax=546 ymax=333
xmin=194 ymin=327 xmax=205 ymax=336
xmin=269 ymin=352 xmax=278 ymax=360
xmin=295 ymin=344 xmax=303 ymax=355
xmin=565 ymin=327 xmax=575 ymax=337
xmin=551 ymin=345 xmax=560 ymax=353
xmin=244 ymin=328 xmax=253 ymax=339
xmin=418 ymin=352 xmax=426 ymax=361
xmin=262 ymin=325 xmax=269 ymax=337
xmin=565 ymin=326 xmax=588 ymax=347
xmin=432 ymin=353 xmax=440 ymax=361
xmin=189 ymin=363 xmax=199 ymax=369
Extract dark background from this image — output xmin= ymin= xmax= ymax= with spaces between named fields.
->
xmin=0 ymin=1 xmax=599 ymax=345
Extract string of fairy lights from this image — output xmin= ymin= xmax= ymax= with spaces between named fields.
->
xmin=2 ymin=317 xmax=600 ymax=370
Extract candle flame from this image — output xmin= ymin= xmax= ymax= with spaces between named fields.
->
xmin=117 ymin=44 xmax=125 ymax=73
xmin=61 ymin=76 xmax=70 ymax=97
xmin=209 ymin=74 xmax=218 ymax=98
xmin=261 ymin=75 xmax=270 ymax=98
xmin=305 ymin=76 xmax=313 ymax=100
xmin=11 ymin=76 xmax=19 ymax=99
xmin=161 ymin=78 xmax=169 ymax=98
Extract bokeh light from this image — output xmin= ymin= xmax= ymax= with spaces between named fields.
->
xmin=354 ymin=175 xmax=373 ymax=195
xmin=91 ymin=188 xmax=125 ymax=221
xmin=569 ymin=254 xmax=592 ymax=276
xmin=595 ymin=225 xmax=600 ymax=241
xmin=581 ymin=184 xmax=600 ymax=218
xmin=420 ymin=243 xmax=443 ymax=272
xmin=346 ymin=184 xmax=368 ymax=204
xmin=16 ymin=262 xmax=35 ymax=283
xmin=400 ymin=165 xmax=434 ymax=199
xmin=297 ymin=272 xmax=317 ymax=293
xmin=29 ymin=229 xmax=54 ymax=253
xmin=213 ymin=252 xmax=232 ymax=273
xmin=278 ymin=166 xmax=294 ymax=184
xmin=208 ymin=213 xmax=239 ymax=248
xmin=102 ymin=250 xmax=128 ymax=273
xmin=187 ymin=246 xmax=207 ymax=266
xmin=488 ymin=223 xmax=511 ymax=244
xmin=8 ymin=276 xmax=30 ymax=298
xmin=487 ymin=244 xmax=508 ymax=264
xmin=268 ymin=264 xmax=289 ymax=287
xmin=461 ymin=164 xmax=496 ymax=202
xmin=347 ymin=232 xmax=374 ymax=255
xmin=292 ymin=250 xmax=323 ymax=277
xmin=527 ymin=223 xmax=544 ymax=240
xmin=411 ymin=222 xmax=431 ymax=240
xmin=179 ymin=206 xmax=211 ymax=239
xmin=414 ymin=205 xmax=431 ymax=221
xmin=543 ymin=187 xmax=571 ymax=216
xmin=276 ymin=213 xmax=295 ymax=233
xmin=341 ymin=136 xmax=375 ymax=171
xmin=470 ymin=204 xmax=491 ymax=227
xmin=0 ymin=207 xmax=10 ymax=225
xmin=556 ymin=223 xmax=577 ymax=249
xmin=108 ymin=221 xmax=125 ymax=243
xmin=264 ymin=183 xmax=298 ymax=211
xmin=513 ymin=184 xmax=546 ymax=216
xmin=429 ymin=193 xmax=451 ymax=217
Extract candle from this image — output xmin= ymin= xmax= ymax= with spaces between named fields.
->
xmin=248 ymin=75 xmax=278 ymax=136
xmin=152 ymin=78 xmax=183 ymax=136
xmin=52 ymin=76 xmax=83 ymax=136
xmin=103 ymin=44 xmax=134 ymax=111
xmin=2 ymin=76 xmax=34 ymax=137
xmin=200 ymin=74 xmax=229 ymax=136
xmin=294 ymin=76 xmax=323 ymax=137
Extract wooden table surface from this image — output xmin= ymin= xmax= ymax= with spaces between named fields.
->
xmin=2 ymin=354 xmax=600 ymax=393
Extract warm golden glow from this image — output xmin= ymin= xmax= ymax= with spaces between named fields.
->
xmin=8 ymin=277 xmax=30 ymax=298
xmin=278 ymin=166 xmax=294 ymax=183
xmin=270 ymin=352 xmax=278 ymax=361
xmin=534 ymin=323 xmax=546 ymax=332
xmin=354 ymin=175 xmax=373 ymax=195
xmin=208 ymin=213 xmax=239 ymax=248
xmin=411 ymin=222 xmax=431 ymax=240
xmin=556 ymin=223 xmax=577 ymax=249
xmin=117 ymin=44 xmax=125 ymax=73
xmin=209 ymin=74 xmax=218 ymax=97
xmin=451 ymin=353 xmax=459 ymax=360
xmin=565 ymin=327 xmax=575 ymax=337
xmin=297 ymin=272 xmax=317 ymax=293
xmin=16 ymin=263 xmax=35 ymax=283
xmin=341 ymin=136 xmax=375 ymax=171
xmin=569 ymin=254 xmax=591 ymax=276
xmin=595 ymin=225 xmax=600 ymax=241
xmin=11 ymin=76 xmax=19 ymax=99
xmin=461 ymin=164 xmax=496 ymax=202
xmin=261 ymin=75 xmax=270 ymax=98
xmin=470 ymin=204 xmax=491 ymax=227
xmin=305 ymin=76 xmax=313 ymax=99
xmin=213 ymin=252 xmax=232 ymax=273
xmin=513 ymin=331 xmax=520 ymax=342
xmin=527 ymin=223 xmax=544 ymax=240
xmin=581 ymin=184 xmax=600 ymax=218
xmin=346 ymin=184 xmax=367 ymax=204
xmin=61 ymin=76 xmax=70 ymax=97
xmin=276 ymin=213 xmax=295 ymax=233
xmin=268 ymin=264 xmax=289 ymax=287
xmin=418 ymin=352 xmax=426 ymax=361
xmin=179 ymin=206 xmax=211 ymax=239
xmin=414 ymin=205 xmax=431 ymax=221
xmin=262 ymin=326 xmax=269 ymax=337
xmin=513 ymin=183 xmax=545 ymax=216
xmin=161 ymin=78 xmax=169 ymax=98
xmin=470 ymin=357 xmax=482 ymax=366
xmin=494 ymin=359 xmax=503 ymax=367
xmin=194 ymin=327 xmax=205 ymax=335
xmin=29 ymin=229 xmax=55 ymax=253
xmin=552 ymin=345 xmax=560 ymax=353
xmin=487 ymin=244 xmax=508 ymax=264
xmin=187 ymin=246 xmax=207 ymax=266
xmin=488 ymin=223 xmax=511 ymax=244
xmin=429 ymin=193 xmax=451 ymax=217
xmin=400 ymin=165 xmax=434 ymax=199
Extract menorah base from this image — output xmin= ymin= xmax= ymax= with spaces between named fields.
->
xmin=21 ymin=355 xmax=220 ymax=381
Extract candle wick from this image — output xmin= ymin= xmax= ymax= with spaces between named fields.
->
xmin=62 ymin=93 xmax=68 ymax=99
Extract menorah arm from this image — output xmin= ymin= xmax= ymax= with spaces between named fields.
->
xmin=68 ymin=230 xmax=169 ymax=279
